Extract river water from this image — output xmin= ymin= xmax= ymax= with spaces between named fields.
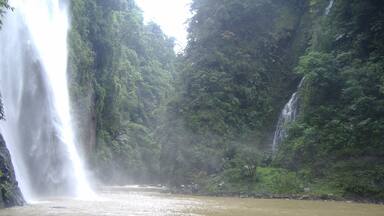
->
xmin=0 ymin=186 xmax=383 ymax=216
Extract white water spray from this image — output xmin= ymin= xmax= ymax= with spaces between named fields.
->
xmin=0 ymin=0 xmax=93 ymax=200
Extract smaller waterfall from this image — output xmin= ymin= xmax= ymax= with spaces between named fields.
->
xmin=272 ymin=78 xmax=305 ymax=153
xmin=325 ymin=0 xmax=335 ymax=16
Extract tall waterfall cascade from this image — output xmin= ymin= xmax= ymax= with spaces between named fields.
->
xmin=0 ymin=0 xmax=93 ymax=200
xmin=272 ymin=78 xmax=305 ymax=153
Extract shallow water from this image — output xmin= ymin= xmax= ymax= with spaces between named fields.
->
xmin=0 ymin=186 xmax=383 ymax=216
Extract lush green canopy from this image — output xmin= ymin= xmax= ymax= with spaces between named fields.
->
xmin=67 ymin=0 xmax=384 ymax=200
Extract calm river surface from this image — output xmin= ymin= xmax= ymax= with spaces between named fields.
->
xmin=0 ymin=186 xmax=383 ymax=216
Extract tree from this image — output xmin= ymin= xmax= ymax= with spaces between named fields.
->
xmin=68 ymin=0 xmax=176 ymax=183
xmin=158 ymin=0 xmax=310 ymax=186
xmin=0 ymin=0 xmax=10 ymax=27
xmin=275 ymin=0 xmax=384 ymax=200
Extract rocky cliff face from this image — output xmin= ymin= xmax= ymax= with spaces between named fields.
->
xmin=0 ymin=134 xmax=24 ymax=208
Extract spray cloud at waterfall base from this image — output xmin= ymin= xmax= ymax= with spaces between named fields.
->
xmin=0 ymin=0 xmax=94 ymax=200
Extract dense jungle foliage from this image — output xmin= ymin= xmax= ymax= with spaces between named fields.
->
xmin=68 ymin=0 xmax=384 ymax=200
xmin=159 ymin=0 xmax=309 ymax=187
xmin=275 ymin=0 xmax=384 ymax=200
xmin=69 ymin=0 xmax=176 ymax=183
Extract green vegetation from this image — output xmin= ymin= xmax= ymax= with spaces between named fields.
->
xmin=0 ymin=0 xmax=10 ymax=26
xmin=68 ymin=0 xmax=176 ymax=183
xmin=196 ymin=167 xmax=304 ymax=196
xmin=67 ymin=0 xmax=384 ymax=201
xmin=158 ymin=0 xmax=308 ymax=186
xmin=275 ymin=0 xmax=384 ymax=200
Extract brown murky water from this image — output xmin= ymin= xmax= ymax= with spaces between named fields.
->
xmin=0 ymin=186 xmax=383 ymax=216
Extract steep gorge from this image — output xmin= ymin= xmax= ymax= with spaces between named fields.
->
xmin=67 ymin=0 xmax=384 ymax=201
xmin=0 ymin=0 xmax=382 ymax=206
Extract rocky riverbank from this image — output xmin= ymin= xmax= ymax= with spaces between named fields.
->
xmin=0 ymin=134 xmax=24 ymax=208
xmin=166 ymin=185 xmax=384 ymax=205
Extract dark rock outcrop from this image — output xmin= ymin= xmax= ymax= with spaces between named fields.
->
xmin=0 ymin=133 xmax=24 ymax=208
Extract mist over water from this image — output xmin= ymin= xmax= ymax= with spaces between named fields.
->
xmin=0 ymin=0 xmax=93 ymax=200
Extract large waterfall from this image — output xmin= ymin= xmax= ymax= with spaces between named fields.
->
xmin=272 ymin=78 xmax=304 ymax=153
xmin=0 ymin=0 xmax=93 ymax=200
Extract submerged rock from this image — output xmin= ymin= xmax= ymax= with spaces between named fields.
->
xmin=0 ymin=134 xmax=24 ymax=208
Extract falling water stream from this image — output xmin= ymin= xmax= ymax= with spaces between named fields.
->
xmin=272 ymin=0 xmax=336 ymax=152
xmin=272 ymin=78 xmax=304 ymax=152
xmin=0 ymin=0 xmax=93 ymax=200
xmin=0 ymin=0 xmax=381 ymax=215
xmin=325 ymin=0 xmax=335 ymax=16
